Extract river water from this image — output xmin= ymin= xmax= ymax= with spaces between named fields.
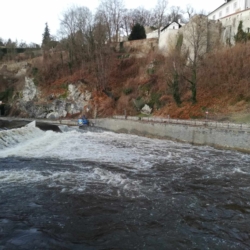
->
xmin=0 ymin=124 xmax=250 ymax=249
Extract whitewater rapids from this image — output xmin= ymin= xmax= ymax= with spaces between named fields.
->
xmin=0 ymin=125 xmax=250 ymax=249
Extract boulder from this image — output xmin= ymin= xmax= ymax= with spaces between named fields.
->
xmin=141 ymin=104 xmax=152 ymax=115
xmin=46 ymin=112 xmax=59 ymax=120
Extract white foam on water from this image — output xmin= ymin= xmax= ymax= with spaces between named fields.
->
xmin=1 ymin=126 xmax=250 ymax=199
xmin=0 ymin=126 xmax=249 ymax=176
xmin=0 ymin=166 xmax=142 ymax=197
xmin=0 ymin=126 xmax=44 ymax=151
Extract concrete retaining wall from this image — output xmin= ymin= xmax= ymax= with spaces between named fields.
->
xmin=94 ymin=118 xmax=250 ymax=153
xmin=1 ymin=117 xmax=249 ymax=152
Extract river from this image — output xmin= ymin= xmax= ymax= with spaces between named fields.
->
xmin=0 ymin=123 xmax=250 ymax=249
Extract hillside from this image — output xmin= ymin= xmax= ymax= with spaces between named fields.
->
xmin=0 ymin=43 xmax=250 ymax=123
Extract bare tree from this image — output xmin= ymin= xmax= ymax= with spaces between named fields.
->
xmin=131 ymin=7 xmax=152 ymax=27
xmin=181 ymin=14 xmax=208 ymax=103
xmin=59 ymin=5 xmax=93 ymax=70
xmin=185 ymin=4 xmax=195 ymax=21
xmin=92 ymin=18 xmax=114 ymax=91
xmin=165 ymin=33 xmax=187 ymax=106
xmin=5 ymin=39 xmax=17 ymax=61
xmin=153 ymin=0 xmax=168 ymax=37
xmin=97 ymin=0 xmax=125 ymax=43
xmin=121 ymin=9 xmax=132 ymax=37
xmin=168 ymin=6 xmax=183 ymax=23
xmin=121 ymin=7 xmax=152 ymax=38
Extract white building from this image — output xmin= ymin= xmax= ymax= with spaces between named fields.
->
xmin=209 ymin=0 xmax=250 ymax=44
xmin=208 ymin=0 xmax=250 ymax=20
xmin=158 ymin=21 xmax=184 ymax=52
xmin=146 ymin=21 xmax=184 ymax=53
xmin=146 ymin=21 xmax=183 ymax=39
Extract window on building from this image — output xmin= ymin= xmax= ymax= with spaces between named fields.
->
xmin=234 ymin=2 xmax=237 ymax=9
xmin=219 ymin=11 xmax=222 ymax=17
xmin=213 ymin=15 xmax=216 ymax=20
xmin=173 ymin=26 xmax=175 ymax=29
xmin=226 ymin=7 xmax=229 ymax=14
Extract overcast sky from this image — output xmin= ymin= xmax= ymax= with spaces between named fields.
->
xmin=0 ymin=0 xmax=223 ymax=45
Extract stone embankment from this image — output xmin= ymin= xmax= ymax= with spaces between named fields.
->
xmin=1 ymin=116 xmax=250 ymax=153
xmin=94 ymin=117 xmax=250 ymax=153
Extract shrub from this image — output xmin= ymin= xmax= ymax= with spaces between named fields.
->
xmin=0 ymin=87 xmax=14 ymax=102
xmin=148 ymin=92 xmax=162 ymax=109
xmin=123 ymin=88 xmax=133 ymax=95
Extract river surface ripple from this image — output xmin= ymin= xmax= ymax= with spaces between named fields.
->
xmin=0 ymin=126 xmax=250 ymax=249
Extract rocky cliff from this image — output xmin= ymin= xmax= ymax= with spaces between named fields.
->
xmin=0 ymin=62 xmax=93 ymax=119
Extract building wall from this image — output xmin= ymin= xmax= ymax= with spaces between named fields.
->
xmin=158 ymin=29 xmax=179 ymax=53
xmin=179 ymin=15 xmax=222 ymax=60
xmin=180 ymin=15 xmax=208 ymax=61
xmin=220 ymin=8 xmax=250 ymax=44
xmin=146 ymin=30 xmax=158 ymax=39
xmin=207 ymin=20 xmax=222 ymax=51
xmin=208 ymin=0 xmax=247 ymax=20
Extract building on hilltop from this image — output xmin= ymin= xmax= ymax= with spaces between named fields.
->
xmin=158 ymin=21 xmax=184 ymax=52
xmin=208 ymin=0 xmax=250 ymax=20
xmin=179 ymin=15 xmax=222 ymax=61
xmin=208 ymin=0 xmax=250 ymax=44
xmin=146 ymin=20 xmax=184 ymax=39
xmin=146 ymin=20 xmax=185 ymax=53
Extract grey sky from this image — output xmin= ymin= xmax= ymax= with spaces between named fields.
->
xmin=0 ymin=0 xmax=223 ymax=44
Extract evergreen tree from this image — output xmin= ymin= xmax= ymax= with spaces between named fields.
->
xmin=0 ymin=37 xmax=4 ymax=46
xmin=128 ymin=23 xmax=146 ymax=41
xmin=235 ymin=21 xmax=247 ymax=43
xmin=42 ymin=23 xmax=51 ymax=48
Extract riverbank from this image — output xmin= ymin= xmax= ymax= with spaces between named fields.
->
xmin=94 ymin=118 xmax=250 ymax=153
xmin=1 ymin=117 xmax=250 ymax=153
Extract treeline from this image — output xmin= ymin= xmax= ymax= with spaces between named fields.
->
xmin=0 ymin=38 xmax=41 ymax=61
xmin=37 ymin=0 xmax=199 ymax=88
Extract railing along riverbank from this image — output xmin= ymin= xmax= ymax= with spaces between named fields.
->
xmin=1 ymin=116 xmax=250 ymax=132
xmin=112 ymin=116 xmax=250 ymax=132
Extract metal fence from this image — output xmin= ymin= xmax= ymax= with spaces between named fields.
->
xmin=112 ymin=115 xmax=250 ymax=132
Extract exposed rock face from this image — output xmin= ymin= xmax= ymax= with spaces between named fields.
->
xmin=68 ymin=83 xmax=91 ymax=112
xmin=12 ymin=79 xmax=92 ymax=119
xmin=141 ymin=104 xmax=152 ymax=115
xmin=22 ymin=77 xmax=37 ymax=102
xmin=1 ymin=61 xmax=93 ymax=119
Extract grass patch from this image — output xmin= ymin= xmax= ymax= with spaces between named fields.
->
xmin=137 ymin=113 xmax=152 ymax=118
xmin=229 ymin=114 xmax=250 ymax=124
xmin=59 ymin=92 xmax=68 ymax=99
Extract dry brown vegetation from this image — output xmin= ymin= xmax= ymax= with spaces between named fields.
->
xmin=9 ymin=42 xmax=250 ymax=122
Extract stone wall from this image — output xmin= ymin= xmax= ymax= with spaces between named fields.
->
xmin=112 ymin=38 xmax=158 ymax=56
xmin=93 ymin=118 xmax=250 ymax=153
xmin=158 ymin=29 xmax=179 ymax=54
xmin=180 ymin=15 xmax=222 ymax=60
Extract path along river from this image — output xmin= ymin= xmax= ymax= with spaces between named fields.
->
xmin=0 ymin=124 xmax=250 ymax=249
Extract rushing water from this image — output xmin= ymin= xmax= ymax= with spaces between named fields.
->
xmin=0 ymin=124 xmax=250 ymax=249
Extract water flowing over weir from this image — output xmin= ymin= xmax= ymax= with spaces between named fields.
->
xmin=1 ymin=126 xmax=250 ymax=249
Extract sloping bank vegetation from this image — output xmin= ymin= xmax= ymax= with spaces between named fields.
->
xmin=0 ymin=2 xmax=250 ymax=122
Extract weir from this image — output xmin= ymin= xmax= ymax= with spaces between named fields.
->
xmin=0 ymin=117 xmax=250 ymax=153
